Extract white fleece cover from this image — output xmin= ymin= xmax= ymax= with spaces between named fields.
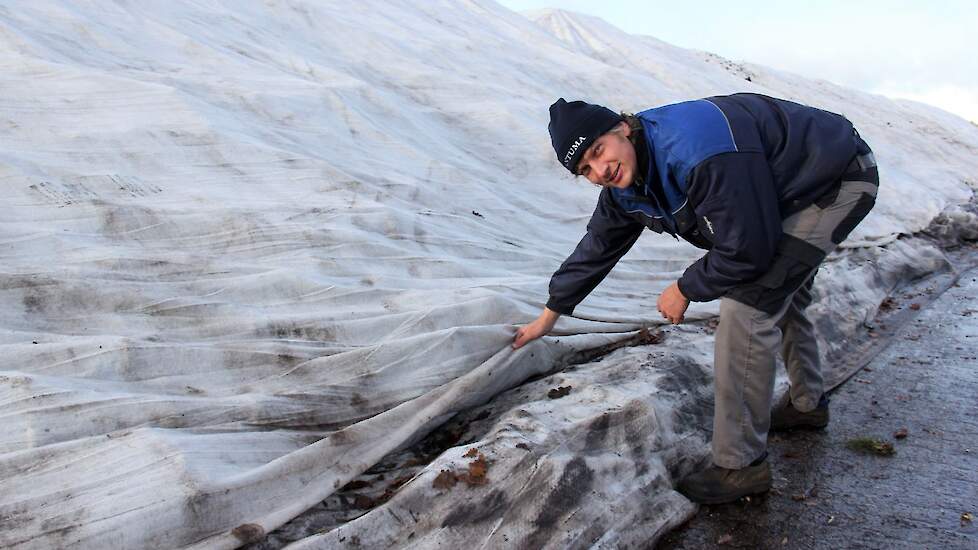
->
xmin=0 ymin=2 xmax=975 ymax=549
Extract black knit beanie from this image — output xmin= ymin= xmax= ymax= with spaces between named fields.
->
xmin=548 ymin=98 xmax=623 ymax=173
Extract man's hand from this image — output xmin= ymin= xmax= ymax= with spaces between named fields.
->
xmin=657 ymin=282 xmax=690 ymax=324
xmin=513 ymin=308 xmax=560 ymax=349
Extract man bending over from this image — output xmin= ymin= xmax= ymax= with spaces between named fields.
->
xmin=512 ymin=93 xmax=878 ymax=504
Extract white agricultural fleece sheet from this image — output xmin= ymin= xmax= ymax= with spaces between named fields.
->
xmin=0 ymin=2 xmax=976 ymax=548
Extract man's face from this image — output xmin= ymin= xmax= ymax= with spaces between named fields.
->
xmin=574 ymin=121 xmax=637 ymax=189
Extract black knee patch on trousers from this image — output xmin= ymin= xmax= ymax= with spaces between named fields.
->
xmin=831 ymin=192 xmax=877 ymax=245
xmin=726 ymin=235 xmax=825 ymax=315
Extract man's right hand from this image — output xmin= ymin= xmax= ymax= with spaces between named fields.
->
xmin=512 ymin=308 xmax=561 ymax=349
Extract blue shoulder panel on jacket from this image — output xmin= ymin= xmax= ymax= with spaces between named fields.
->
xmin=637 ymin=99 xmax=739 ymax=210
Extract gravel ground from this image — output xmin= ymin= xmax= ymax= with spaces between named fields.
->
xmin=658 ymin=262 xmax=978 ymax=550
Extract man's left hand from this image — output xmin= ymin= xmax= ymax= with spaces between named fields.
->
xmin=657 ymin=282 xmax=690 ymax=324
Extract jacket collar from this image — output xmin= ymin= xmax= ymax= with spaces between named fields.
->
xmin=632 ymin=124 xmax=652 ymax=188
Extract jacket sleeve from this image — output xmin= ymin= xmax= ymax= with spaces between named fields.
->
xmin=546 ymin=188 xmax=644 ymax=315
xmin=677 ymin=151 xmax=782 ymax=302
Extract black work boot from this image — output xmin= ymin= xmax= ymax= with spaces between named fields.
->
xmin=770 ymin=392 xmax=830 ymax=431
xmin=677 ymin=453 xmax=772 ymax=504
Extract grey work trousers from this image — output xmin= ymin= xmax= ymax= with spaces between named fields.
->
xmin=711 ymin=154 xmax=879 ymax=469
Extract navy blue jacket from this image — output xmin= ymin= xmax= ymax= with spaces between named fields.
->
xmin=547 ymin=93 xmax=868 ymax=314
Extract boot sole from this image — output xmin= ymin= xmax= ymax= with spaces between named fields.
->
xmin=770 ymin=407 xmax=829 ymax=432
xmin=681 ymin=483 xmax=772 ymax=505
xmin=770 ymin=420 xmax=829 ymax=432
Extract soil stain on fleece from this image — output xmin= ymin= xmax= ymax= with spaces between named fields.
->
xmin=655 ymin=354 xmax=714 ymax=434
xmin=521 ymin=457 xmax=595 ymax=548
xmin=440 ymin=489 xmax=509 ymax=528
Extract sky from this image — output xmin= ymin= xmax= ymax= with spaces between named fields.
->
xmin=498 ymin=0 xmax=978 ymax=123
